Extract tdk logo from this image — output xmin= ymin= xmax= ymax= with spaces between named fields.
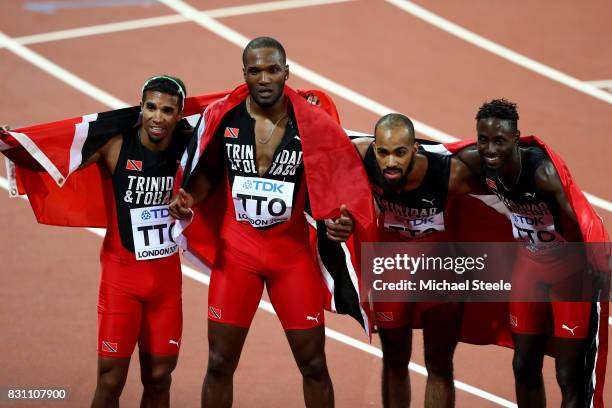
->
xmin=243 ymin=180 xmax=284 ymax=194
xmin=141 ymin=208 xmax=170 ymax=220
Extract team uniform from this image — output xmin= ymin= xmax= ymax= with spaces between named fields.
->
xmin=482 ymin=146 xmax=590 ymax=339
xmin=363 ymin=145 xmax=452 ymax=328
xmin=98 ymin=127 xmax=186 ymax=357
xmin=207 ymin=101 xmax=325 ymax=330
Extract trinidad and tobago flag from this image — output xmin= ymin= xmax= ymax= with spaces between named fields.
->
xmin=0 ymin=86 xmax=369 ymax=339
xmin=3 ymin=87 xmax=607 ymax=407
xmin=125 ymin=159 xmax=142 ymax=171
xmin=224 ymin=127 xmax=239 ymax=139
xmin=344 ymin=131 xmax=610 ymax=408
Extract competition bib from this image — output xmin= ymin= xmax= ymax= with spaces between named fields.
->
xmin=384 ymin=211 xmax=445 ymax=239
xmin=232 ymin=176 xmax=295 ymax=228
xmin=510 ymin=210 xmax=564 ymax=244
xmin=130 ymin=205 xmax=178 ymax=260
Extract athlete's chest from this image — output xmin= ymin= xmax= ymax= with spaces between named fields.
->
xmin=222 ymin=105 xmax=303 ymax=179
xmin=222 ymin=104 xmax=304 ymax=228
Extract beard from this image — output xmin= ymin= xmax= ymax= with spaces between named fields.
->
xmin=381 ymin=154 xmax=416 ymax=189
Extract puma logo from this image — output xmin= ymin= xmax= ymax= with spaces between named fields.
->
xmin=306 ymin=313 xmax=320 ymax=324
xmin=169 ymin=339 xmax=180 ymax=347
xmin=561 ymin=324 xmax=578 ymax=336
xmin=525 ymin=192 xmax=536 ymax=199
xmin=421 ymin=198 xmax=435 ymax=206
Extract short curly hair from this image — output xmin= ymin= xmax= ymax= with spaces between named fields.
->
xmin=476 ymin=98 xmax=519 ymax=129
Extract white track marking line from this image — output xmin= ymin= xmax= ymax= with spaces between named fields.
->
xmin=584 ymin=193 xmax=612 ymax=214
xmin=0 ymin=4 xmax=606 ymax=402
xmin=4 ymin=24 xmax=612 ymax=218
xmin=155 ymin=0 xmax=612 ymax=216
xmin=586 ymin=80 xmax=612 ymax=89
xmin=15 ymin=15 xmax=186 ymax=45
xmin=0 ymin=175 xmax=518 ymax=407
xmin=0 ymin=31 xmax=126 ymax=109
xmin=4 ymin=0 xmax=353 ymax=48
xmin=386 ymin=0 xmax=612 ymax=105
xmin=3 ymin=2 xmax=612 ymax=214
xmin=1 ymin=5 xmax=520 ymax=402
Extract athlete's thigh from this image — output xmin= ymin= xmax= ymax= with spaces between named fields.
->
xmin=208 ymin=247 xmax=265 ymax=328
xmin=509 ymin=302 xmax=550 ymax=335
xmin=378 ymin=325 xmax=413 ymax=363
xmin=422 ymin=302 xmax=462 ymax=357
xmin=139 ymin=290 xmax=182 ymax=356
xmin=285 ymin=325 xmax=327 ymax=365
xmin=550 ymin=302 xmax=591 ymax=339
xmin=266 ymin=247 xmax=324 ymax=330
xmin=373 ymin=301 xmax=415 ymax=330
xmin=98 ymin=282 xmax=142 ymax=358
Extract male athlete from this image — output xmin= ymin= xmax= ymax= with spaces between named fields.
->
xmin=169 ymin=37 xmax=370 ymax=408
xmin=351 ymin=113 xmax=476 ymax=407
xmin=3 ymin=76 xmax=189 ymax=407
xmin=457 ymin=99 xmax=593 ymax=407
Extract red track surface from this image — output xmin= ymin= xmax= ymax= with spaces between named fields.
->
xmin=1 ymin=1 xmax=610 ymax=406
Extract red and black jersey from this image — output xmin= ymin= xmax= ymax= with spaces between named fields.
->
xmin=481 ymin=146 xmax=564 ymax=244
xmin=363 ymin=143 xmax=451 ymax=240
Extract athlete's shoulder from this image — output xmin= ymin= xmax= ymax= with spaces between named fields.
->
xmin=534 ymin=157 xmax=560 ymax=194
xmin=454 ymin=145 xmax=481 ymax=175
xmin=447 ymin=157 xmax=475 ymax=196
xmin=103 ymin=133 xmax=125 ymax=173
xmin=352 ymin=136 xmax=374 ymax=160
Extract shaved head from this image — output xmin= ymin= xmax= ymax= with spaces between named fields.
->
xmin=374 ymin=113 xmax=415 ymax=143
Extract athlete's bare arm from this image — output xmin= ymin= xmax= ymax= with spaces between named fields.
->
xmin=454 ymin=146 xmax=496 ymax=196
xmin=352 ymin=137 xmax=374 ymax=160
xmin=455 ymin=146 xmax=482 ymax=176
xmin=448 ymin=158 xmax=472 ymax=197
xmin=1 ymin=125 xmax=123 ymax=174
xmin=78 ymin=134 xmax=122 ymax=175
xmin=168 ymin=167 xmax=215 ymax=220
xmin=534 ymin=160 xmax=582 ymax=241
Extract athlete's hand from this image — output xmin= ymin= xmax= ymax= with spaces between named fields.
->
xmin=169 ymin=188 xmax=194 ymax=220
xmin=325 ymin=204 xmax=354 ymax=242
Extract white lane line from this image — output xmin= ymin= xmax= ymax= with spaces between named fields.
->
xmin=584 ymin=193 xmax=612 ymax=214
xmin=0 ymin=0 xmax=612 ymax=212
xmin=4 ymin=0 xmax=353 ymax=48
xmin=3 ymin=3 xmax=612 ymax=214
xmin=586 ymin=80 xmax=612 ymax=89
xmin=386 ymin=0 xmax=612 ymax=105
xmin=0 ymin=175 xmax=518 ymax=407
xmin=155 ymin=0 xmax=612 ymax=217
xmin=3 ymin=25 xmax=612 ymax=218
xmin=0 ymin=31 xmax=126 ymax=109
xmin=2 ymin=2 xmax=520 ymax=403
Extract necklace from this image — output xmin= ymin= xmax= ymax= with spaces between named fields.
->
xmin=247 ymin=96 xmax=287 ymax=145
xmin=498 ymin=148 xmax=522 ymax=191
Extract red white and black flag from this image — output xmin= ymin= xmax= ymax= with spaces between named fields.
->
xmin=427 ymin=137 xmax=609 ymax=408
xmin=0 ymin=92 xmax=229 ymax=227
xmin=172 ymin=84 xmax=375 ymax=334
xmin=0 ymin=86 xmax=371 ymax=336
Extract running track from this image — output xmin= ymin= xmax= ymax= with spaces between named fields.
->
xmin=0 ymin=1 xmax=610 ymax=406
